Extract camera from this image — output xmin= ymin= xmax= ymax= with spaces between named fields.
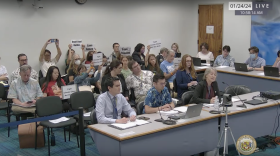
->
xmin=222 ymin=94 xmax=233 ymax=107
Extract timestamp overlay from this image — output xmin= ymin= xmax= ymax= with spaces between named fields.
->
xmin=229 ymin=2 xmax=272 ymax=15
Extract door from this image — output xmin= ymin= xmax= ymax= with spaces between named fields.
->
xmin=198 ymin=5 xmax=223 ymax=58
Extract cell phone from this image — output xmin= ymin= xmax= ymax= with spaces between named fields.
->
xmin=50 ymin=39 xmax=57 ymax=43
xmin=27 ymin=101 xmax=33 ymax=104
xmin=137 ymin=116 xmax=150 ymax=121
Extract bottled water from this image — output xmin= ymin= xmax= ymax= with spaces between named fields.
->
xmin=213 ymin=96 xmax=220 ymax=111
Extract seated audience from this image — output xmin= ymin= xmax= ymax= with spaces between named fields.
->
xmin=94 ymin=53 xmax=108 ymax=93
xmin=160 ymin=50 xmax=177 ymax=83
xmin=176 ymin=54 xmax=198 ymax=99
xmin=132 ymin=43 xmax=148 ymax=69
xmin=10 ymin=54 xmax=38 ymax=84
xmin=101 ymin=60 xmax=129 ymax=100
xmin=96 ymin=77 xmax=136 ymax=124
xmin=110 ymin=43 xmax=121 ymax=61
xmin=0 ymin=56 xmax=9 ymax=82
xmin=85 ymin=50 xmax=97 ymax=64
xmin=190 ymin=68 xmax=221 ymax=104
xmin=126 ymin=60 xmax=153 ymax=105
xmin=143 ymin=74 xmax=174 ymax=114
xmin=214 ymin=45 xmax=235 ymax=67
xmin=156 ymin=47 xmax=168 ymax=65
xmin=39 ymin=39 xmax=62 ymax=77
xmin=7 ymin=65 xmax=44 ymax=115
xmin=245 ymin=46 xmax=266 ymax=71
xmin=196 ymin=42 xmax=214 ymax=63
xmin=171 ymin=43 xmax=181 ymax=58
xmin=74 ymin=62 xmax=101 ymax=90
xmin=121 ymin=56 xmax=132 ymax=79
xmin=145 ymin=54 xmax=163 ymax=75
xmin=42 ymin=66 xmax=70 ymax=111
xmin=67 ymin=51 xmax=86 ymax=83
xmin=272 ymin=50 xmax=280 ymax=74
xmin=65 ymin=44 xmax=75 ymax=73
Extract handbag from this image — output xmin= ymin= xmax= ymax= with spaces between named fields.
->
xmin=18 ymin=122 xmax=45 ymax=148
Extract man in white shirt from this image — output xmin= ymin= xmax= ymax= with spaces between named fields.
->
xmin=39 ymin=39 xmax=62 ymax=77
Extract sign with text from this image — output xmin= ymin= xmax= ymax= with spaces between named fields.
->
xmin=149 ymin=39 xmax=161 ymax=49
xmin=61 ymin=84 xmax=77 ymax=99
xmin=231 ymin=2 xmax=273 ymax=15
xmin=92 ymin=53 xmax=103 ymax=66
xmin=85 ymin=44 xmax=95 ymax=51
xmin=206 ymin=26 xmax=214 ymax=34
xmin=173 ymin=58 xmax=181 ymax=68
xmin=120 ymin=47 xmax=131 ymax=56
xmin=71 ymin=39 xmax=82 ymax=49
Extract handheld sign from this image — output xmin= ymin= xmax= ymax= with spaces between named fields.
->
xmin=92 ymin=53 xmax=103 ymax=66
xmin=120 ymin=47 xmax=131 ymax=56
xmin=61 ymin=84 xmax=77 ymax=99
xmin=71 ymin=39 xmax=82 ymax=49
xmin=85 ymin=43 xmax=95 ymax=51
xmin=149 ymin=39 xmax=161 ymax=49
xmin=173 ymin=58 xmax=181 ymax=68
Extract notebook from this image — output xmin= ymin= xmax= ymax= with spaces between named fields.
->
xmin=110 ymin=119 xmax=150 ymax=130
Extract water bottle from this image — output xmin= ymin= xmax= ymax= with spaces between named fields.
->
xmin=213 ymin=96 xmax=220 ymax=111
xmin=51 ymin=132 xmax=55 ymax=146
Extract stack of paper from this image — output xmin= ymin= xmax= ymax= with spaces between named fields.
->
xmin=111 ymin=119 xmax=149 ymax=130
xmin=49 ymin=117 xmax=70 ymax=124
xmin=173 ymin=106 xmax=188 ymax=112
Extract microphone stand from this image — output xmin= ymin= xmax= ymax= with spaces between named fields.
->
xmin=155 ymin=107 xmax=164 ymax=122
xmin=222 ymin=82 xmax=247 ymax=109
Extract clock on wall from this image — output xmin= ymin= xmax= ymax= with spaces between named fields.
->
xmin=75 ymin=0 xmax=87 ymax=4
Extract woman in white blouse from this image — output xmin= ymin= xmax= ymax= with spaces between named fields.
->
xmin=196 ymin=42 xmax=214 ymax=63
xmin=0 ymin=57 xmax=9 ymax=82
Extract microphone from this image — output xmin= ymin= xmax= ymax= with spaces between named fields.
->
xmin=155 ymin=106 xmax=164 ymax=122
xmin=222 ymin=82 xmax=247 ymax=108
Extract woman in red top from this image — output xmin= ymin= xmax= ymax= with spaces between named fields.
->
xmin=42 ymin=66 xmax=70 ymax=111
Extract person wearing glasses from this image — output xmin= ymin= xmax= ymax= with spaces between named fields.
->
xmin=39 ymin=39 xmax=62 ymax=77
xmin=126 ymin=60 xmax=153 ymax=105
xmin=0 ymin=57 xmax=9 ymax=83
xmin=10 ymin=54 xmax=38 ymax=84
xmin=143 ymin=74 xmax=174 ymax=114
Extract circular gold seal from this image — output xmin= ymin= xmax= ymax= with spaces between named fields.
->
xmin=236 ymin=135 xmax=257 ymax=155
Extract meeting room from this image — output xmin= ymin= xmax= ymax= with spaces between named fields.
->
xmin=0 ymin=0 xmax=280 ymax=156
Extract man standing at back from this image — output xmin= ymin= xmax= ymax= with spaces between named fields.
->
xmin=10 ymin=54 xmax=38 ymax=84
xmin=95 ymin=77 xmax=136 ymax=124
xmin=156 ymin=47 xmax=168 ymax=65
xmin=126 ymin=60 xmax=153 ymax=105
xmin=39 ymin=39 xmax=62 ymax=77
xmin=8 ymin=65 xmax=44 ymax=116
xmin=110 ymin=43 xmax=121 ymax=61
xmin=160 ymin=50 xmax=178 ymax=83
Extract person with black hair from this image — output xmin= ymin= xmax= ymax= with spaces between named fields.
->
xmin=95 ymin=77 xmax=136 ymax=124
xmin=196 ymin=42 xmax=214 ymax=63
xmin=101 ymin=60 xmax=129 ymax=100
xmin=213 ymin=45 xmax=235 ymax=67
xmin=132 ymin=43 xmax=149 ymax=69
xmin=272 ymin=50 xmax=280 ymax=74
xmin=143 ymin=74 xmax=174 ymax=114
xmin=85 ymin=50 xmax=97 ymax=64
xmin=10 ymin=54 xmax=38 ymax=84
xmin=39 ymin=39 xmax=62 ymax=77
xmin=110 ymin=43 xmax=121 ymax=61
xmin=245 ymin=46 xmax=266 ymax=71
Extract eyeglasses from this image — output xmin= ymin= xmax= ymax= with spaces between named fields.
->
xmin=186 ymin=60 xmax=192 ymax=63
xmin=159 ymin=82 xmax=167 ymax=86
xmin=20 ymin=59 xmax=28 ymax=62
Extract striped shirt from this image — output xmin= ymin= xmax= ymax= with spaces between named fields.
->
xmin=245 ymin=56 xmax=266 ymax=68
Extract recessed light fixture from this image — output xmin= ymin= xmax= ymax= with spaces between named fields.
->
xmin=75 ymin=0 xmax=87 ymax=4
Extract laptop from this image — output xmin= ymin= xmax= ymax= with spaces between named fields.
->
xmin=234 ymin=63 xmax=253 ymax=72
xmin=176 ymin=104 xmax=203 ymax=119
xmin=192 ymin=57 xmax=206 ymax=66
xmin=264 ymin=66 xmax=279 ymax=77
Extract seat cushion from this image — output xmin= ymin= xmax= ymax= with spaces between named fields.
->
xmin=40 ymin=117 xmax=76 ymax=128
xmin=0 ymin=102 xmax=8 ymax=109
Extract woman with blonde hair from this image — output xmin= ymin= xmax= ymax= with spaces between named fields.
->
xmin=171 ymin=43 xmax=181 ymax=58
xmin=175 ymin=54 xmax=198 ymax=99
xmin=67 ymin=52 xmax=85 ymax=83
xmin=189 ymin=68 xmax=221 ymax=104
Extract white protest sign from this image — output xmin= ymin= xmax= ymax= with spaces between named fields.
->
xmin=71 ymin=39 xmax=82 ymax=49
xmin=119 ymin=47 xmax=131 ymax=56
xmin=61 ymin=84 xmax=77 ymax=99
xmin=174 ymin=58 xmax=181 ymax=68
xmin=92 ymin=53 xmax=103 ymax=66
xmin=149 ymin=39 xmax=161 ymax=49
xmin=85 ymin=44 xmax=95 ymax=51
xmin=85 ymin=64 xmax=94 ymax=75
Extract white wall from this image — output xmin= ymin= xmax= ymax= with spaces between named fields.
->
xmin=0 ymin=0 xmax=252 ymax=76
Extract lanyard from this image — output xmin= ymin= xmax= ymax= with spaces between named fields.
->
xmin=133 ymin=72 xmax=143 ymax=87
xmin=106 ymin=92 xmax=118 ymax=115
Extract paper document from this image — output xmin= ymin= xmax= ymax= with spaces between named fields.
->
xmin=159 ymin=110 xmax=178 ymax=115
xmin=203 ymin=104 xmax=214 ymax=107
xmin=173 ymin=106 xmax=188 ymax=112
xmin=12 ymin=103 xmax=35 ymax=108
xmin=84 ymin=112 xmax=91 ymax=117
xmin=216 ymin=66 xmax=228 ymax=68
xmin=111 ymin=119 xmax=149 ymax=129
xmin=197 ymin=66 xmax=209 ymax=69
xmin=49 ymin=117 xmax=69 ymax=124
xmin=201 ymin=63 xmax=210 ymax=66
xmin=257 ymin=72 xmax=264 ymax=76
